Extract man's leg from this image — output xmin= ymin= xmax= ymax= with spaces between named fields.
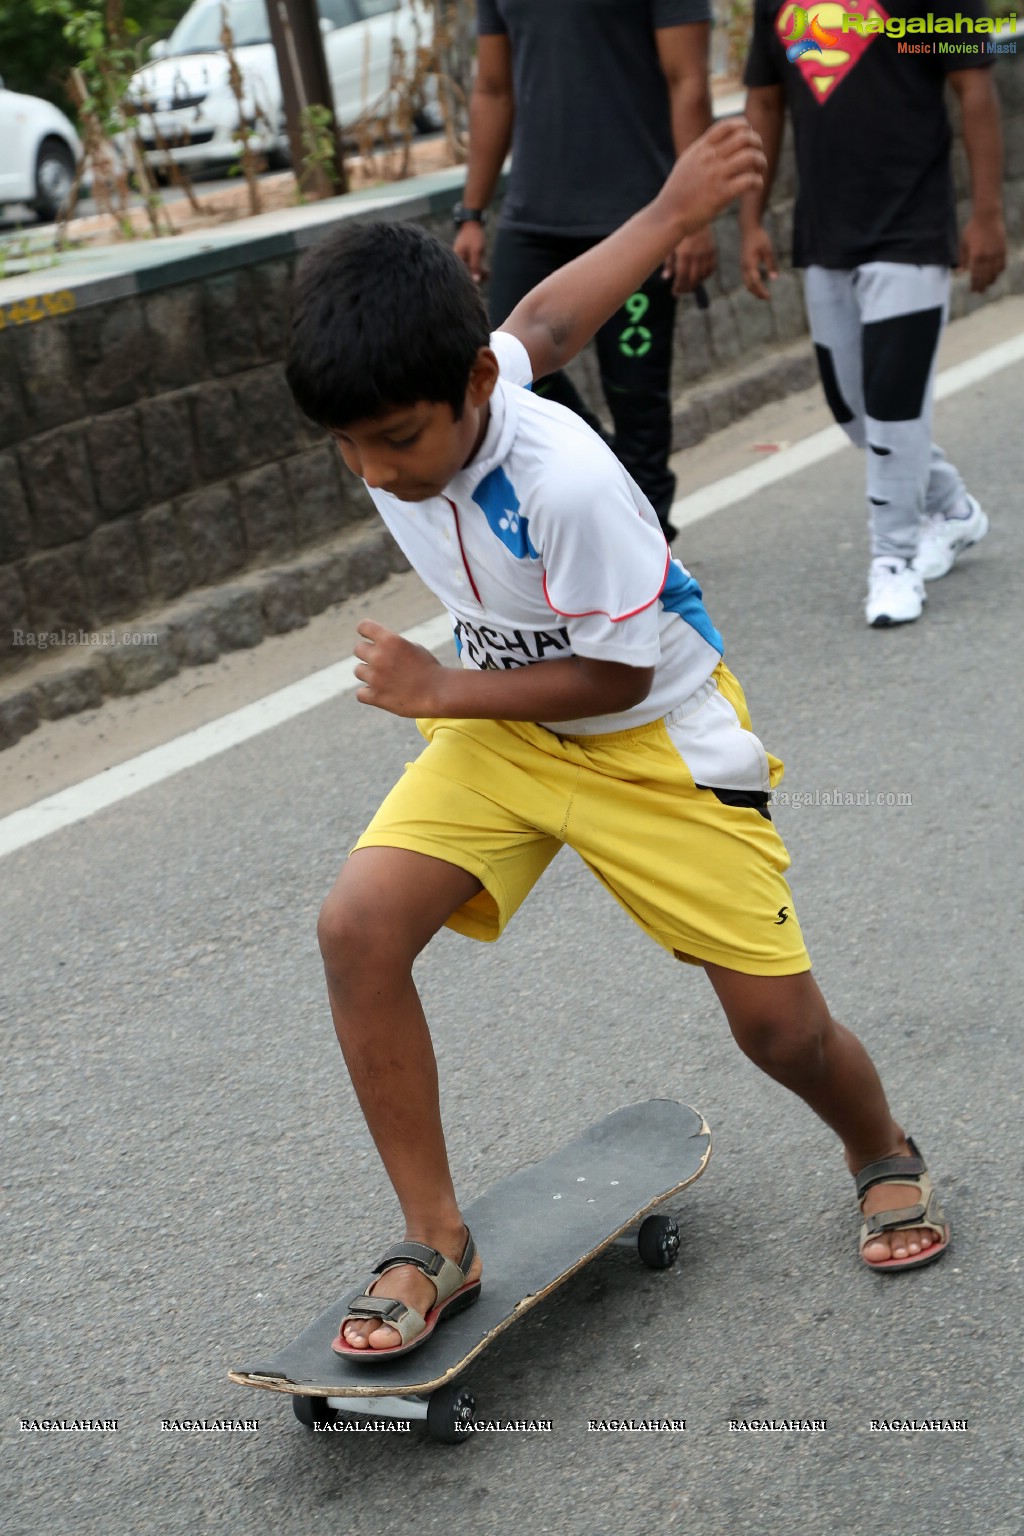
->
xmin=857 ymin=264 xmax=987 ymax=585
xmin=857 ymin=262 xmax=952 ymax=564
xmin=705 ymin=964 xmax=942 ymax=1264
xmin=488 ymin=227 xmax=607 ymax=432
xmin=803 ymin=264 xmax=867 ymax=449
xmin=918 ymin=444 xmax=989 ymax=582
xmin=318 ymin=845 xmax=485 ymax=1350
xmin=593 ymin=265 xmax=678 ymax=538
xmin=804 ymin=263 xmax=925 ymax=626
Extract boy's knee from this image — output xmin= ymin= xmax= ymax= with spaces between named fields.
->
xmin=317 ymin=879 xmax=422 ymax=978
xmin=317 ymin=887 xmax=362 ymax=972
xmin=729 ymin=1005 xmax=828 ymax=1075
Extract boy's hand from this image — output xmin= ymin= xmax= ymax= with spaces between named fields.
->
xmin=959 ymin=211 xmax=1006 ymax=294
xmin=354 ymin=620 xmax=445 ymax=717
xmin=741 ymin=224 xmax=778 ymax=301
xmin=660 ymin=118 xmax=766 ymax=236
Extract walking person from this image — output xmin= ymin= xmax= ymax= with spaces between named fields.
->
xmin=453 ymin=0 xmax=718 ymax=543
xmin=740 ymin=0 xmax=1006 ymax=626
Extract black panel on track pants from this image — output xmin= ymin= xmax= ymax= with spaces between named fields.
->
xmin=487 ymin=226 xmax=678 ymax=530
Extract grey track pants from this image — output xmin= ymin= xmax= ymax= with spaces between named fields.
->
xmin=803 ymin=263 xmax=966 ymax=561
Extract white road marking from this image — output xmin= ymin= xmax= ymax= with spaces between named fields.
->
xmin=3 ymin=329 xmax=1024 ymax=860
xmin=669 ymin=329 xmax=1024 ymax=534
xmin=0 ymin=615 xmax=454 ymax=859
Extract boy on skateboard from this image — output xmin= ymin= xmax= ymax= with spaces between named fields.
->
xmin=285 ymin=119 xmax=949 ymax=1361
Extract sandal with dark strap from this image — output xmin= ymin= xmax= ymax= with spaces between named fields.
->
xmin=855 ymin=1137 xmax=950 ymax=1273
xmin=331 ymin=1231 xmax=480 ymax=1361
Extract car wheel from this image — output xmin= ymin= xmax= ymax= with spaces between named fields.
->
xmin=34 ymin=137 xmax=76 ymax=223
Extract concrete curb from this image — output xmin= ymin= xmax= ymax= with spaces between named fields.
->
xmin=0 ymin=519 xmax=408 ymax=750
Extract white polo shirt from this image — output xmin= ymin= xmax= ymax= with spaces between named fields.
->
xmin=364 ymin=332 xmax=724 ymax=736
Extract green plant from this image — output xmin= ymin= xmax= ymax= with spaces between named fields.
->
xmin=721 ymin=0 xmax=754 ymax=80
xmin=219 ymin=1 xmax=264 ymax=215
xmin=295 ymin=102 xmax=339 ymax=203
xmin=29 ymin=0 xmax=173 ymax=238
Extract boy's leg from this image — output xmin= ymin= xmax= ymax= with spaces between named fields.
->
xmin=704 ymin=964 xmax=940 ymax=1263
xmin=318 ymin=845 xmax=485 ymax=1350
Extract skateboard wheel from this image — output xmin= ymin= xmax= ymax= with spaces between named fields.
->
xmin=292 ymin=1394 xmax=339 ymax=1430
xmin=637 ymin=1214 xmax=680 ymax=1270
xmin=425 ymin=1383 xmax=476 ymax=1445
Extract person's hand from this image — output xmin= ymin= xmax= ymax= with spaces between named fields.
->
xmin=454 ymin=220 xmax=489 ymax=283
xmin=959 ymin=211 xmax=1006 ymax=293
xmin=663 ymin=227 xmax=717 ymax=295
xmin=741 ymin=223 xmax=777 ymax=301
xmin=353 ymin=620 xmax=446 ymax=717
xmin=659 ymin=118 xmax=765 ymax=236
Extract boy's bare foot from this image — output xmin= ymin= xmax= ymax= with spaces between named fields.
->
xmin=342 ymin=1225 xmax=483 ymax=1352
xmin=850 ymin=1136 xmax=947 ymax=1266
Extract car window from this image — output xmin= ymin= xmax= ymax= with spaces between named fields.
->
xmin=355 ymin=0 xmax=400 ymax=17
xmin=168 ymin=0 xmax=272 ymax=54
xmin=319 ymin=0 xmax=359 ymax=25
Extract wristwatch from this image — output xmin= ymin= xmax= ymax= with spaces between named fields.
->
xmin=452 ymin=202 xmax=486 ymax=229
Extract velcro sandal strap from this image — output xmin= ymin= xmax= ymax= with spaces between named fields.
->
xmin=345 ymin=1295 xmax=410 ymax=1325
xmin=863 ymin=1202 xmax=927 ymax=1238
xmin=854 ymin=1136 xmax=927 ymax=1200
xmin=373 ymin=1242 xmax=450 ymax=1279
xmin=343 ymin=1294 xmax=426 ymax=1347
xmin=372 ymin=1230 xmax=476 ymax=1308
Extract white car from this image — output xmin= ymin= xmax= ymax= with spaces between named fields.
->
xmin=123 ymin=0 xmax=437 ymax=175
xmin=0 ymin=77 xmax=83 ymax=222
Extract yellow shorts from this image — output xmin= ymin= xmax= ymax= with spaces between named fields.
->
xmin=354 ymin=662 xmax=810 ymax=976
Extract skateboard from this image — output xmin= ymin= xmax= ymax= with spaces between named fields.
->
xmin=229 ymin=1099 xmax=710 ymax=1444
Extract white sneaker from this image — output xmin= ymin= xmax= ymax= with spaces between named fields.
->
xmin=865 ymin=558 xmax=925 ymax=628
xmin=916 ymin=494 xmax=989 ymax=581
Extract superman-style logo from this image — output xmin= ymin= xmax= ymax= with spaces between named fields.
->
xmin=776 ymin=1 xmax=890 ymax=102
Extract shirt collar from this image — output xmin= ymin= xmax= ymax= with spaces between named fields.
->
xmin=443 ymin=376 xmax=520 ymax=500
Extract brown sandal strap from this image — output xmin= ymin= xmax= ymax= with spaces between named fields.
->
xmin=854 ymin=1135 xmax=927 ymax=1200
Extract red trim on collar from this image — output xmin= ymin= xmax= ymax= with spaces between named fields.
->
xmin=446 ymin=498 xmax=483 ymax=605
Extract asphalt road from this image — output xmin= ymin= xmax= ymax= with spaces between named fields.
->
xmin=3 ymin=340 xmax=1023 ymax=1534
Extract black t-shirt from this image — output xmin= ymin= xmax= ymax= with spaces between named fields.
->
xmin=743 ymin=0 xmax=993 ymax=268
xmin=477 ymin=0 xmax=711 ymax=237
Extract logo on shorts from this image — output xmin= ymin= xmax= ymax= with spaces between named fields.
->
xmin=774 ymin=906 xmax=790 ymax=924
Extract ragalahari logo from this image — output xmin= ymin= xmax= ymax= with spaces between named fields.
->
xmin=778 ymin=1 xmax=890 ymax=100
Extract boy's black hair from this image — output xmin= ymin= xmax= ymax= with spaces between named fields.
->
xmin=286 ymin=219 xmax=491 ymax=430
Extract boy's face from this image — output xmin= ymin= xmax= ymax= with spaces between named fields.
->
xmin=328 ymin=348 xmax=499 ymax=502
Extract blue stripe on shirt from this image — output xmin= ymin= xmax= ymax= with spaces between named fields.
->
xmin=660 ymin=561 xmax=724 ymax=654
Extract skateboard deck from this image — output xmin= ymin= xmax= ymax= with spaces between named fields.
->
xmin=230 ymin=1100 xmax=709 ymax=1417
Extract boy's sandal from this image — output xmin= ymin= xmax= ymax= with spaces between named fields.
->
xmin=331 ymin=1231 xmax=480 ymax=1361
xmin=855 ymin=1137 xmax=950 ymax=1273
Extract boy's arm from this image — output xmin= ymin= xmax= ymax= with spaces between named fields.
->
xmin=452 ymin=33 xmax=515 ymax=284
xmin=502 ymin=117 xmax=764 ymax=380
xmin=353 ymin=621 xmax=655 ymax=721
xmin=656 ymin=22 xmax=717 ymax=295
xmin=740 ymin=84 xmax=786 ymax=300
xmin=949 ymin=68 xmax=1006 ymax=293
